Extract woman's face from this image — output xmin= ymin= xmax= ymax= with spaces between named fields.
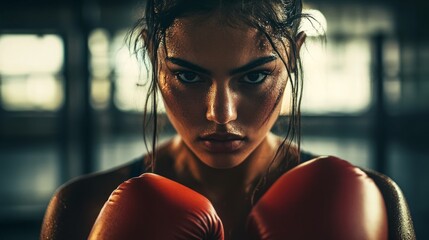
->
xmin=158 ymin=15 xmax=290 ymax=169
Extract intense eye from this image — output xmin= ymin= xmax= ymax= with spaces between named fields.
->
xmin=242 ymin=71 xmax=270 ymax=84
xmin=175 ymin=71 xmax=201 ymax=83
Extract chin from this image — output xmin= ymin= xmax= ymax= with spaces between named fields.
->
xmin=198 ymin=152 xmax=247 ymax=169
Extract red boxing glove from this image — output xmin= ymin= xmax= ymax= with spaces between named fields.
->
xmin=247 ymin=156 xmax=388 ymax=240
xmin=88 ymin=173 xmax=224 ymax=240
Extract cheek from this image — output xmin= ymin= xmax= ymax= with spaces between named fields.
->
xmin=159 ymin=75 xmax=204 ymax=127
xmin=240 ymin=75 xmax=287 ymax=127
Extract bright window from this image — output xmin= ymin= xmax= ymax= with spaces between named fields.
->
xmin=292 ymin=6 xmax=394 ymax=115
xmin=278 ymin=8 xmax=373 ymax=116
xmin=89 ymin=29 xmax=111 ymax=110
xmin=111 ymin=30 xmax=145 ymax=112
xmin=0 ymin=34 xmax=64 ymax=111
xmin=300 ymin=37 xmax=371 ymax=114
xmin=89 ymin=28 xmax=165 ymax=113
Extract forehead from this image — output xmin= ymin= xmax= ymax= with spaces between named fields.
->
xmin=163 ymin=15 xmax=275 ymax=70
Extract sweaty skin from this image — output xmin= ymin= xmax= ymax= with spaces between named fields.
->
xmin=40 ymin=13 xmax=305 ymax=240
xmin=159 ymin=14 xmax=289 ymax=169
xmin=155 ymin=13 xmax=305 ymax=238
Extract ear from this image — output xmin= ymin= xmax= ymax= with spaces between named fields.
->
xmin=296 ymin=31 xmax=307 ymax=53
xmin=289 ymin=31 xmax=306 ymax=71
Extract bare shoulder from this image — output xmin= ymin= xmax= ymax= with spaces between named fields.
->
xmin=40 ymin=157 xmax=145 ymax=240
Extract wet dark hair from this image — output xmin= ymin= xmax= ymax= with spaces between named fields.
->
xmin=129 ymin=0 xmax=309 ymax=203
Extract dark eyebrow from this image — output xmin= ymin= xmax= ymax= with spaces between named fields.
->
xmin=229 ymin=55 xmax=277 ymax=75
xmin=165 ymin=55 xmax=277 ymax=76
xmin=166 ymin=57 xmax=211 ymax=75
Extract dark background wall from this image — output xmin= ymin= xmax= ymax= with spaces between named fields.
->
xmin=0 ymin=0 xmax=428 ymax=239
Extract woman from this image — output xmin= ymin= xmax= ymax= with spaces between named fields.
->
xmin=41 ymin=0 xmax=389 ymax=239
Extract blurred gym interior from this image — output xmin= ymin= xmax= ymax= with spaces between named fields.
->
xmin=0 ymin=0 xmax=428 ymax=239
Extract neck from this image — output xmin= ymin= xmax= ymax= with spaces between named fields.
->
xmin=171 ymin=133 xmax=282 ymax=199
xmin=165 ymin=133 xmax=289 ymax=239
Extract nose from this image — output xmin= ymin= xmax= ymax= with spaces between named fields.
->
xmin=206 ymin=82 xmax=238 ymax=124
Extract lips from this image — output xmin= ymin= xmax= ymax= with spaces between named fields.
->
xmin=199 ymin=133 xmax=246 ymax=153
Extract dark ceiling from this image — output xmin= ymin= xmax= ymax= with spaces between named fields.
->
xmin=0 ymin=0 xmax=428 ymax=37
